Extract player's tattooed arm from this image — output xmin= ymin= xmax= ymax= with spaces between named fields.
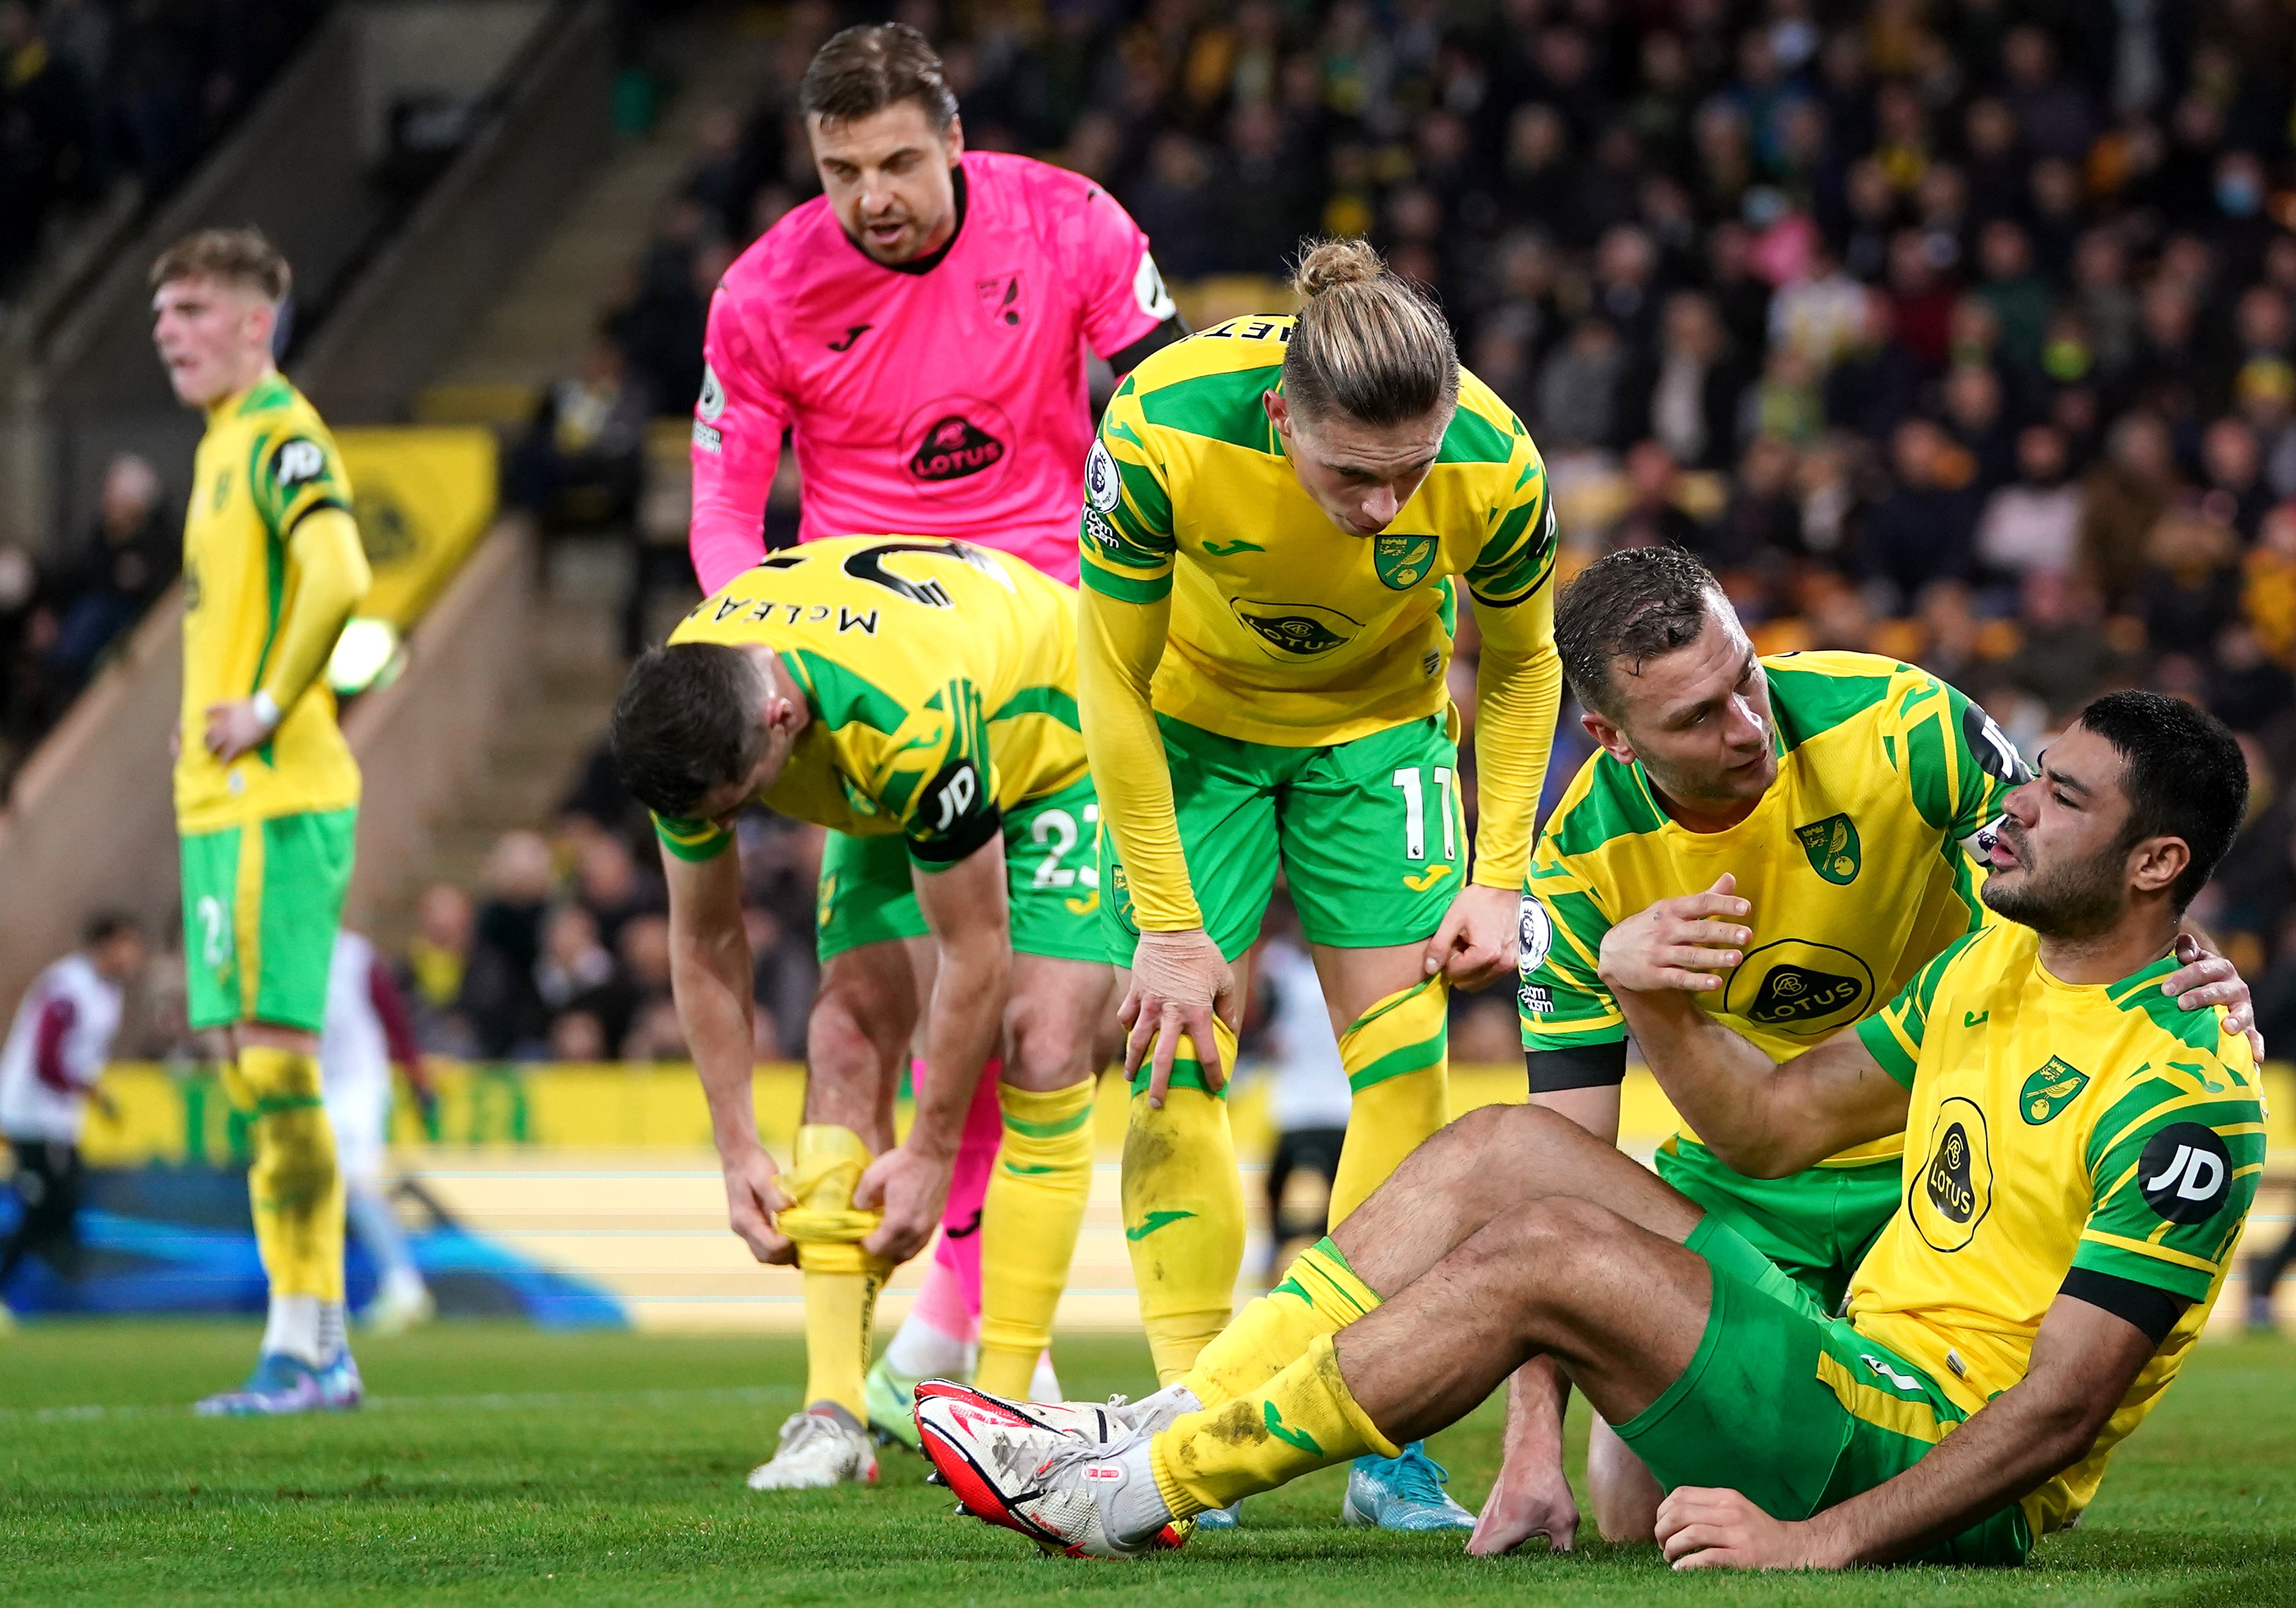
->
xmin=662 ymin=839 xmax=791 ymax=1265
xmin=1660 ymin=1293 xmax=2158 ymax=1569
xmin=1602 ymin=875 xmax=1908 ymax=1177
xmin=856 ymin=837 xmax=1013 ymax=1262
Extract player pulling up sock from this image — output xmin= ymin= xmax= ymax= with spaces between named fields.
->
xmin=614 ymin=538 xmax=1112 ymax=1491
xmin=1080 ymin=238 xmax=1562 ymax=1530
xmin=683 ymin=23 xmax=1181 ymax=1481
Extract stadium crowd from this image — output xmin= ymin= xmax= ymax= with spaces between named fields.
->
xmin=0 ymin=0 xmax=329 ymax=290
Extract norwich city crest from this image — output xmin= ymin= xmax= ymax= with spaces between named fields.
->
xmin=1229 ymin=598 xmax=1363 ymax=658
xmin=1794 ymin=813 xmax=1861 ymax=884
xmin=2019 ymin=1056 xmax=2089 ymax=1125
xmin=1373 ymin=534 xmax=1437 ymax=590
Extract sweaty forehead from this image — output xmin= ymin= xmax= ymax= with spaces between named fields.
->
xmin=1626 ymin=611 xmax=1748 ymax=714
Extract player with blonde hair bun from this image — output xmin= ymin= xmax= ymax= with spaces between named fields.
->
xmin=1074 ymin=237 xmax=1563 ymax=1529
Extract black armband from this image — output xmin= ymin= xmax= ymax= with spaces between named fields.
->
xmin=1107 ymin=313 xmax=1191 ymax=376
xmin=2059 ymin=1268 xmax=2188 ymax=1346
xmin=906 ymin=804 xmax=1003 ymax=869
xmin=1527 ymin=1041 xmax=1629 ymax=1093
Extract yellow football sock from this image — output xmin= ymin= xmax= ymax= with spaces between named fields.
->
xmin=975 ymin=1078 xmax=1096 ymax=1398
xmin=227 ymin=1047 xmax=344 ymax=1302
xmin=1122 ymin=1016 xmax=1243 ymax=1385
xmin=1328 ymin=976 xmax=1450 ymax=1227
xmin=1183 ymin=1235 xmax=1381 ymax=1408
xmin=780 ymin=1124 xmax=891 ymax=1420
xmin=1153 ymin=1334 xmax=1399 ymax=1517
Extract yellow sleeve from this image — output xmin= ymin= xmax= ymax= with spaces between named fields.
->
xmin=259 ymin=507 xmax=372 ymax=713
xmin=1467 ymin=579 xmax=1561 ymax=889
xmin=1078 ymin=580 xmax=1201 ymax=931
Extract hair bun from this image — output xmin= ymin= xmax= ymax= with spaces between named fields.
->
xmin=1291 ymin=237 xmax=1385 ymax=299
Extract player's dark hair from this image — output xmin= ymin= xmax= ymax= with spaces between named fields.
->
xmin=83 ymin=911 xmax=139 ymax=947
xmin=609 ymin=644 xmax=769 ymax=818
xmin=149 ymin=227 xmax=291 ymax=302
xmin=1554 ymin=546 xmax=1724 ymax=718
xmin=2076 ymin=691 xmax=2249 ymax=911
xmin=801 ymin=23 xmax=958 ymax=133
xmin=1283 ymin=238 xmax=1460 ymax=428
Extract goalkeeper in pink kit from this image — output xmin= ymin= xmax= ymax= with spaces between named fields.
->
xmin=680 ymin=23 xmax=1187 ymax=1491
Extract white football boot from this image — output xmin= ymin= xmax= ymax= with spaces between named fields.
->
xmin=746 ymin=1403 xmax=880 ymax=1491
xmin=915 ymin=1385 xmax=1186 ymax=1558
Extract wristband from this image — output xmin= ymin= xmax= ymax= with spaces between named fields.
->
xmin=249 ymin=690 xmax=282 ymax=731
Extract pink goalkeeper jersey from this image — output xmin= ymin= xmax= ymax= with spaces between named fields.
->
xmin=690 ymin=151 xmax=1174 ymax=592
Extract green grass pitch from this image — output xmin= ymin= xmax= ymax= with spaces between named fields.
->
xmin=2 ymin=1323 xmax=2291 ymax=1606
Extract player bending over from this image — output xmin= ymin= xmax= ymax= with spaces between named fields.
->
xmin=611 ymin=537 xmax=1112 ymax=1491
xmin=1480 ymin=545 xmax=2254 ymax=1552
xmin=1082 ymin=237 xmax=1561 ymax=1530
xmin=689 ymin=22 xmax=1184 ymax=1440
xmin=152 ymin=230 xmax=374 ymax=1415
xmin=922 ymin=691 xmax=2261 ymax=1569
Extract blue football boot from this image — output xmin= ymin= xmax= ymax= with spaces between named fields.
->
xmin=1342 ymin=1442 xmax=1475 ymax=1530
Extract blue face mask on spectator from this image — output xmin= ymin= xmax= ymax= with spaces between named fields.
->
xmin=2219 ymin=174 xmax=2263 ymax=218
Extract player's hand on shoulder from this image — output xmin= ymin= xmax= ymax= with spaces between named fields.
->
xmin=1596 ymin=875 xmax=1752 ymax=997
xmin=721 ymin=1141 xmax=796 ymax=1265
xmin=2162 ymin=931 xmax=2265 ymax=1061
xmin=1423 ymin=882 xmax=1521 ymax=993
xmin=1656 ymin=1486 xmax=1836 ymax=1570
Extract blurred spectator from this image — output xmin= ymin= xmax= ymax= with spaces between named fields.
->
xmin=504 ymin=333 xmax=650 ymax=528
xmin=2080 ymin=412 xmax=2179 ymax=606
xmin=1608 ymin=441 xmax=1705 ymax=555
xmin=535 ymin=905 xmax=631 ymax=1052
xmin=612 ymin=914 xmax=675 ymax=1059
xmin=2138 ymin=512 xmax=2242 ymax=663
xmin=1858 ymin=418 xmax=1981 ymax=606
xmin=1535 ymin=317 xmax=1624 ymax=452
xmin=2004 ymin=570 xmax=2121 ymax=721
xmin=1976 ymin=425 xmax=2081 ymax=583
xmin=574 ymin=831 xmax=658 ymax=953
xmin=2 ymin=0 xmax=323 ymax=293
xmin=462 ymin=831 xmax=554 ymax=1058
xmin=46 ymin=453 xmax=177 ymax=688
xmin=1618 ymin=291 xmax=1747 ymax=469
xmin=399 ymin=883 xmax=475 ymax=1056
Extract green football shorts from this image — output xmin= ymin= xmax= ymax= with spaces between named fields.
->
xmin=815 ymin=774 xmax=1106 ymax=964
xmin=1615 ymin=1216 xmax=2032 ymax=1566
xmin=179 ymin=807 xmax=357 ymax=1033
xmin=1099 ymin=711 xmax=1465 ymax=963
xmin=1656 ymin=1136 xmax=1902 ymax=1314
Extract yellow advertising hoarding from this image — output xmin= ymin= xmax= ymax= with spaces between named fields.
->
xmin=336 ymin=427 xmax=499 ymax=629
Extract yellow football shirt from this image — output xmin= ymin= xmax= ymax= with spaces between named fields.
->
xmin=175 ymin=373 xmax=362 ymax=831
xmin=653 ymin=535 xmax=1087 ymax=865
xmin=1080 ymin=314 xmax=1555 ymax=746
xmin=1519 ymin=652 xmax=2028 ymax=1165
xmin=1850 ymin=922 xmax=2263 ymax=1536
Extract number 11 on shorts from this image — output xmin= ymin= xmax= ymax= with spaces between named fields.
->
xmin=1392 ymin=766 xmax=1456 ymax=862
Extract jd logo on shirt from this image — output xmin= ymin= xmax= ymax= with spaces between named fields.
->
xmin=2019 ymin=1056 xmax=2089 ymax=1125
xmin=1910 ymin=1096 xmax=1993 ymax=1252
xmin=2139 ymin=1122 xmax=2232 ymax=1223
xmin=1373 ymin=534 xmax=1437 ymax=589
xmin=1229 ymin=598 xmax=1362 ymax=657
xmin=1724 ymin=940 xmax=1872 ymax=1036
xmin=1794 ymin=813 xmax=1861 ymax=884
